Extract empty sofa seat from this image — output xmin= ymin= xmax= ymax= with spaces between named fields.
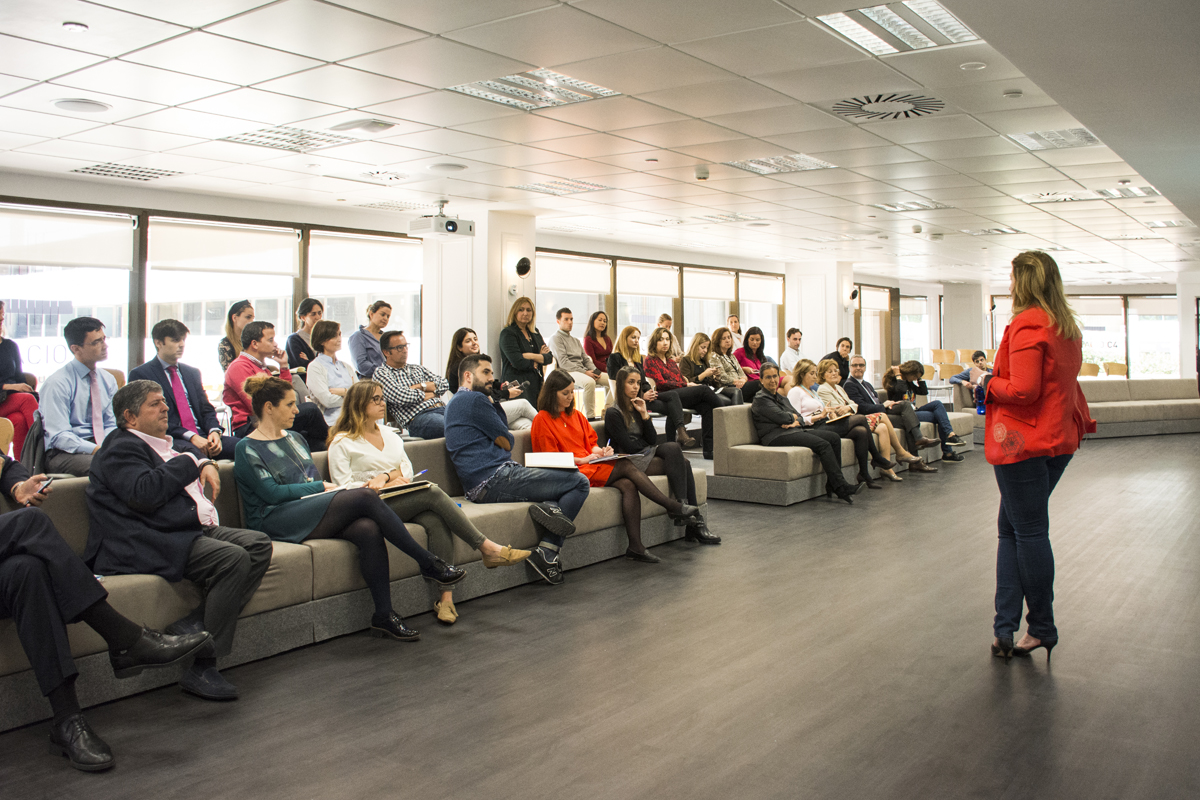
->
xmin=1081 ymin=380 xmax=1132 ymax=404
xmin=1126 ymin=378 xmax=1199 ymax=402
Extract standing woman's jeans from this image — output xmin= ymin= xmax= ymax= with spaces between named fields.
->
xmin=993 ymin=453 xmax=1072 ymax=642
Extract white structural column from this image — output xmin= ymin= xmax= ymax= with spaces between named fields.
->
xmin=941 ymin=282 xmax=988 ymax=351
xmin=784 ymin=260 xmax=856 ymax=359
xmin=1177 ymin=271 xmax=1200 ymax=380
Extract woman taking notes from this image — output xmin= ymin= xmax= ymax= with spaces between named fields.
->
xmin=306 ymin=320 xmax=355 ymax=425
xmin=980 ymin=251 xmax=1094 ymax=662
xmin=327 ymin=381 xmax=529 ymax=625
xmin=234 ymin=375 xmax=465 ymax=642
xmin=531 ymin=369 xmax=703 ymax=563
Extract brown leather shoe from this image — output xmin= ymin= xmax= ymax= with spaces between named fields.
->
xmin=908 ymin=460 xmax=939 ymax=473
xmin=482 ymin=545 xmax=532 ymax=569
xmin=914 ymin=437 xmax=941 ymax=450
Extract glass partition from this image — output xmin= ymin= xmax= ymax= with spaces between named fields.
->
xmin=535 ymin=254 xmax=611 ymax=345
xmin=856 ymin=286 xmax=891 ymax=383
xmin=1074 ymin=296 xmax=1126 ymax=370
xmin=683 ymin=268 xmax=734 ymax=347
xmin=900 ymin=295 xmax=930 ymax=364
xmin=616 ymin=261 xmax=678 ymax=353
xmin=739 ymin=273 xmax=784 ymax=359
xmin=1127 ymin=296 xmax=1178 ymax=377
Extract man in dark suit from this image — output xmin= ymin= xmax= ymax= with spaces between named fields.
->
xmin=1 ymin=453 xmax=211 ymax=771
xmin=85 ymin=380 xmax=272 ymax=702
xmin=844 ymin=355 xmax=940 ymax=473
xmin=129 ymin=319 xmax=236 ymax=460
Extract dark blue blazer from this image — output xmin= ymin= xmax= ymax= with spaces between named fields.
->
xmin=843 ymin=377 xmax=889 ymax=415
xmin=84 ymin=429 xmax=206 ymax=581
xmin=129 ymin=359 xmax=221 ymax=443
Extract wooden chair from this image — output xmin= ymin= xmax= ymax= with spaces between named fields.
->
xmin=102 ymin=368 xmax=126 ymax=388
xmin=1078 ymin=363 xmax=1100 ymax=377
xmin=938 ymin=363 xmax=963 ymax=380
xmin=985 ymin=349 xmax=997 ymax=361
xmin=957 ymin=349 xmax=977 ymax=364
xmin=931 ymin=349 xmax=955 ymax=364
xmin=1103 ymin=361 xmax=1128 ymax=377
xmin=923 ymin=364 xmax=935 ymax=381
xmin=0 ymin=418 xmax=13 ymax=458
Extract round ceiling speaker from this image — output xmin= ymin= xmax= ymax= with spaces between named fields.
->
xmin=54 ymin=98 xmax=111 ymax=113
xmin=428 ymin=162 xmax=468 ymax=173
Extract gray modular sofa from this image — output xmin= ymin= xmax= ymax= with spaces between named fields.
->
xmin=0 ymin=422 xmax=707 ymax=733
xmin=707 ymin=404 xmax=975 ymax=506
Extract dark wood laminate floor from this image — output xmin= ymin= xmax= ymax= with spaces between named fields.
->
xmin=3 ymin=435 xmax=1199 ymax=800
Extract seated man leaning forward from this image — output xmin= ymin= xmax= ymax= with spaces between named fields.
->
xmin=950 ymin=350 xmax=992 ymax=405
xmin=445 ymin=353 xmax=591 ymax=586
xmin=85 ymin=380 xmax=274 ymax=701
xmin=373 ymin=329 xmax=450 ymax=440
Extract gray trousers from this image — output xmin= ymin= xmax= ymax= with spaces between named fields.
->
xmin=887 ymin=402 xmax=922 ymax=450
xmin=46 ymin=449 xmax=94 ymax=477
xmin=180 ymin=526 xmax=273 ymax=658
xmin=383 ymin=485 xmax=486 ymax=563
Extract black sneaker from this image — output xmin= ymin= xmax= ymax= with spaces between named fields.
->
xmin=942 ymin=451 xmax=965 ymax=462
xmin=946 ymin=434 xmax=969 ymax=447
xmin=528 ymin=503 xmax=576 ymax=539
xmin=527 ymin=546 xmax=564 ymax=585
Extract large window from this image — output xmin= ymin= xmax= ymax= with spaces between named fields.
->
xmin=683 ymin=268 xmax=734 ymax=349
xmin=616 ymin=261 xmax=678 ymax=352
xmin=1127 ymin=296 xmax=1179 ymax=377
xmin=535 ymin=254 xmax=611 ymax=342
xmin=308 ymin=232 xmax=422 ymax=366
xmin=0 ymin=206 xmax=134 ymax=383
xmin=739 ymin=273 xmax=784 ymax=359
xmin=856 ymin=286 xmax=891 ymax=383
xmin=1073 ymin=296 xmax=1126 ymax=369
xmin=900 ymin=295 xmax=930 ymax=364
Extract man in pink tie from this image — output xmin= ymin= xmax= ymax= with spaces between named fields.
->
xmin=129 ymin=320 xmax=236 ymax=460
xmin=37 ymin=317 xmax=119 ymax=477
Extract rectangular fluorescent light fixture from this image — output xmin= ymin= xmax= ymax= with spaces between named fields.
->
xmin=724 ymin=153 xmax=836 ymax=174
xmin=1019 ymin=186 xmax=1161 ymax=203
xmin=868 ymin=200 xmax=951 ymax=212
xmin=961 ymin=227 xmax=1022 ymax=235
xmin=901 ymin=0 xmax=978 ymax=42
xmin=799 ymin=234 xmax=865 ymax=243
xmin=70 ymin=162 xmax=183 ymax=181
xmin=355 ymin=200 xmax=440 ymax=211
xmin=818 ymin=1 xmax=977 ymax=54
xmin=691 ymin=213 xmax=764 ymax=224
xmin=511 ymin=179 xmax=612 ymax=195
xmin=1144 ymin=220 xmax=1196 ymax=228
xmin=1007 ymin=128 xmax=1101 ymax=150
xmin=220 ymin=126 xmax=360 ymax=152
xmin=449 ymin=69 xmax=618 ymax=111
xmin=860 ymin=6 xmax=937 ymax=49
xmin=817 ymin=12 xmax=899 ymax=54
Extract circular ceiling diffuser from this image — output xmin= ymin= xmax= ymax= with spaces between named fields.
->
xmin=832 ymin=93 xmax=946 ymax=121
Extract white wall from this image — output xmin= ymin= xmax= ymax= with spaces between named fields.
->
xmin=941 ymin=282 xmax=987 ymax=351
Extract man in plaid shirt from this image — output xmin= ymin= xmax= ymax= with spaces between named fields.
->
xmin=373 ymin=330 xmax=450 ymax=439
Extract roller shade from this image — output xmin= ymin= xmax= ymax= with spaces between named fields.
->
xmin=1128 ymin=296 xmax=1176 ymax=316
xmin=0 ymin=205 xmax=133 ymax=269
xmin=149 ymin=218 xmax=299 ymax=275
xmin=739 ymin=273 xmax=783 ymax=304
xmin=310 ymin=231 xmax=422 ymax=282
xmin=900 ymin=296 xmax=927 ymax=315
xmin=537 ymin=254 xmax=610 ymax=293
xmin=617 ymin=261 xmax=678 ymax=297
xmin=684 ymin=268 xmax=735 ymax=300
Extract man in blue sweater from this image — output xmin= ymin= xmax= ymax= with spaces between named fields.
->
xmin=445 ymin=354 xmax=590 ymax=586
xmin=950 ymin=350 xmax=991 ymax=405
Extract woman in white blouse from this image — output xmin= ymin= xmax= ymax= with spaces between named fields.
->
xmin=307 ymin=320 xmax=356 ymax=425
xmin=327 ymin=380 xmax=530 ymax=624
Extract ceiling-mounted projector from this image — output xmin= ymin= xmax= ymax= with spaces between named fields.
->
xmin=409 ymin=200 xmax=474 ymax=238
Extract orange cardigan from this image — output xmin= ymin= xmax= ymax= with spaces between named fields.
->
xmin=530 ymin=409 xmax=613 ymax=487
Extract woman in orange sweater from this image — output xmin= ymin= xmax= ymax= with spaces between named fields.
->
xmin=531 ymin=369 xmax=702 ymax=563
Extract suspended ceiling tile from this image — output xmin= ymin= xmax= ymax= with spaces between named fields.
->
xmin=536 ymin=132 xmax=652 ymax=158
xmin=861 ymin=114 xmax=997 ymax=145
xmin=734 ymin=186 xmax=825 ymax=202
xmin=164 ymin=140 xmax=287 ymax=163
xmin=673 ymin=139 xmax=793 ymax=162
xmin=119 ymin=107 xmax=259 ymax=139
xmin=379 ymin=128 xmax=507 ymax=155
xmin=0 ymin=75 xmax=38 ymax=99
xmin=904 ymin=136 xmax=1026 ymax=160
xmin=615 ymin=119 xmax=745 ymax=149
xmin=1059 ymin=163 xmax=1147 ymax=180
xmin=675 ymin=21 xmax=867 ymax=76
xmin=644 ymin=162 xmax=751 ymax=182
xmin=207 ymin=0 xmax=426 ymax=62
xmin=66 ymin=125 xmax=204 ymax=152
xmin=886 ymin=174 xmax=984 ymax=191
xmin=703 ymin=104 xmax=846 ymax=138
xmin=86 ymin=0 xmax=275 ymax=28
xmin=254 ymin=66 xmax=428 ymax=108
xmin=933 ymin=78 xmax=1057 ymax=115
xmin=255 ymin=151 xmax=385 ymax=175
xmin=446 ymin=6 xmax=656 ymax=67
xmin=363 ymin=91 xmax=523 ymax=127
xmin=553 ymin=47 xmax=735 ymax=96
xmin=184 ymin=89 xmax=345 ymax=126
xmin=592 ymin=171 xmax=680 ymax=189
xmin=118 ymin=151 xmax=237 ymax=174
xmin=882 ymin=42 xmax=1024 ymax=89
xmin=0 ymin=106 xmax=105 ymax=138
xmin=917 ymin=185 xmax=1006 ymax=201
xmin=821 ymin=179 xmax=908 ymax=196
xmin=754 ymin=60 xmax=920 ymax=104
xmin=1032 ymin=146 xmax=1125 ymax=167
xmin=973 ymin=167 xmax=1068 ymax=185
xmin=524 ymin=159 xmax=628 ymax=179
xmin=573 ymin=0 xmax=801 ymax=45
xmin=0 ymin=36 xmax=106 ymax=81
xmin=769 ymin=167 xmax=872 ymax=187
xmin=534 ymin=96 xmax=687 ymax=130
xmin=0 ymin=0 xmax=187 ymax=57
xmin=855 ymin=161 xmax=957 ymax=180
xmin=0 ymin=131 xmax=49 ymax=150
xmin=198 ymin=163 xmax=311 ymax=184
xmin=316 ymin=140 xmax=434 ymax=166
xmin=763 ymin=126 xmax=891 ymax=152
xmin=973 ymin=106 xmax=1083 ymax=135
xmin=16 ymin=138 xmax=149 ymax=164
xmin=342 ymin=38 xmax=533 ymax=90
xmin=452 ymin=114 xmax=595 ymax=143
xmin=636 ymin=79 xmax=796 ymax=118
xmin=702 ymin=175 xmax=791 ymax=192
xmin=590 ymin=149 xmax=700 ymax=170
xmin=458 ymin=144 xmax=574 ymax=168
xmin=327 ymin=0 xmax=557 ymax=35
xmin=0 ymin=150 xmax=99 ymax=175
xmin=52 ymin=61 xmax=238 ymax=108
xmin=126 ymin=32 xmax=324 ymax=85
xmin=808 ymin=145 xmax=924 ymax=168
xmin=0 ymin=84 xmax=166 ymax=125
xmin=938 ymin=153 xmax=1048 ymax=173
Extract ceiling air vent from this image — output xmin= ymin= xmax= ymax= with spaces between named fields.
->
xmin=961 ymin=227 xmax=1022 ymax=235
xmin=355 ymin=201 xmax=441 ymax=212
xmin=1007 ymin=128 xmax=1101 ymax=150
xmin=833 ymin=93 xmax=945 ymax=121
xmin=868 ymin=200 xmax=951 ymax=211
xmin=724 ymin=154 xmax=836 ymax=174
xmin=449 ymin=69 xmax=619 ymax=111
xmin=326 ymin=170 xmax=409 ymax=186
xmin=70 ymin=163 xmax=182 ymax=181
xmin=511 ymin=179 xmax=612 ymax=195
xmin=220 ymin=126 xmax=360 ymax=153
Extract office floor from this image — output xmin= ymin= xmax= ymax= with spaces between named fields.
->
xmin=2 ymin=435 xmax=1198 ymax=800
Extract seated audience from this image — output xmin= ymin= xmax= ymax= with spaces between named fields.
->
xmin=883 ymin=360 xmax=969 ymax=462
xmin=373 ymin=330 xmax=448 ymax=440
xmin=605 ymin=366 xmax=718 ymax=544
xmin=644 ymin=326 xmax=724 ymax=459
xmin=657 ymin=313 xmax=684 ymax=360
xmin=751 ymin=363 xmax=862 ymax=504
xmin=497 ymin=296 xmax=553 ymax=401
xmin=811 ymin=359 xmax=903 ymax=486
xmin=606 ymin=326 xmax=697 ymax=449
xmin=445 ymin=327 xmax=536 ymax=430
xmin=734 ymin=327 xmax=767 ymax=381
xmin=347 ymin=300 xmax=391 ymax=379
xmin=680 ymin=332 xmax=742 ymax=405
xmin=843 ymin=355 xmax=939 ymax=473
xmin=727 ymin=314 xmax=743 ymax=349
xmin=223 ymin=320 xmax=329 ymax=451
xmin=531 ymin=369 xmax=703 ymax=564
xmin=129 ymin=319 xmax=237 ymax=460
xmin=285 ymin=298 xmax=323 ymax=373
xmin=710 ymin=326 xmax=761 ymax=403
xmin=821 ymin=337 xmax=853 ymax=386
xmin=0 ymin=300 xmax=37 ymax=457
xmin=779 ymin=328 xmax=804 ymax=374
xmin=234 ymin=375 xmax=463 ymax=642
xmin=305 ymin=320 xmax=355 ymax=425
xmin=86 ymin=380 xmax=272 ymax=701
xmin=38 ymin=317 xmax=118 ymax=476
xmin=951 ymin=350 xmax=992 ymax=405
xmin=582 ymin=311 xmax=613 ymax=375
xmin=217 ymin=300 xmax=254 ymax=371
xmin=549 ymin=307 xmax=612 ymax=418
xmin=446 ymin=354 xmax=591 ymax=586
xmin=327 ymin=381 xmax=530 ymax=625
xmin=1 ymin=452 xmax=211 ymax=772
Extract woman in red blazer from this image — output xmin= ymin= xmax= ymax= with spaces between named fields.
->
xmin=970 ymin=251 xmax=1095 ymax=663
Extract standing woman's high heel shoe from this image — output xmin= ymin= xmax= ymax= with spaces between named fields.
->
xmin=1013 ymin=638 xmax=1057 ymax=662
xmin=991 ymin=635 xmax=1013 ymax=662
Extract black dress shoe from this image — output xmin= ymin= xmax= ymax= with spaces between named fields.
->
xmin=528 ymin=502 xmax=576 ymax=539
xmin=526 ymin=546 xmax=564 ymax=585
xmin=165 ymin=616 xmax=216 ymax=658
xmin=109 ymin=627 xmax=212 ymax=679
xmin=684 ymin=524 xmax=721 ymax=545
xmin=870 ymin=457 xmax=897 ymax=471
xmin=180 ymin=665 xmax=239 ymax=701
xmin=857 ymin=473 xmax=882 ymax=489
xmin=420 ymin=558 xmax=466 ymax=586
xmin=625 ymin=548 xmax=661 ymax=563
xmin=369 ymin=611 xmax=420 ymax=642
xmin=49 ymin=713 xmax=114 ymax=772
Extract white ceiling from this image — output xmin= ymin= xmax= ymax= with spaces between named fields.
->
xmin=0 ymin=0 xmax=1196 ymax=287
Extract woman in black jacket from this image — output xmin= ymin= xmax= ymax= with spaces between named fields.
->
xmin=604 ymin=366 xmax=717 ymax=544
xmin=821 ymin=337 xmax=853 ymax=386
xmin=606 ymin=325 xmax=696 ymax=448
xmin=497 ymin=296 xmax=553 ymax=401
xmin=750 ymin=364 xmax=862 ymax=504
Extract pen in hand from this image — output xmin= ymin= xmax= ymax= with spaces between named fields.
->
xmin=412 ymin=469 xmax=428 ymax=479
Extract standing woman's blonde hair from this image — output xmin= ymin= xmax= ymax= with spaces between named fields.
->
xmin=615 ymin=325 xmax=642 ymax=364
xmin=1010 ymin=251 xmax=1081 ymax=340
xmin=505 ymin=296 xmax=536 ymax=329
xmin=328 ymin=380 xmax=383 ymax=445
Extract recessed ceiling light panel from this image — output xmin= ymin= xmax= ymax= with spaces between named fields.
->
xmin=449 ymin=69 xmax=619 ymax=111
xmin=724 ymin=153 xmax=836 ymax=174
xmin=868 ymin=200 xmax=952 ymax=211
xmin=70 ymin=163 xmax=182 ymax=181
xmin=329 ymin=118 xmax=395 ymax=134
xmin=1017 ymin=186 xmax=1160 ymax=203
xmin=691 ymin=213 xmax=764 ymax=224
xmin=1144 ymin=220 xmax=1196 ymax=228
xmin=356 ymin=200 xmax=441 ymax=212
xmin=961 ymin=227 xmax=1022 ymax=235
xmin=1007 ymin=128 xmax=1101 ymax=150
xmin=818 ymin=1 xmax=977 ymax=54
xmin=511 ymin=179 xmax=612 ymax=195
xmin=833 ymin=93 xmax=945 ymax=120
xmin=220 ymin=126 xmax=360 ymax=153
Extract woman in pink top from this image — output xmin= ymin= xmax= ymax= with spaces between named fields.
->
xmin=733 ymin=326 xmax=766 ymax=380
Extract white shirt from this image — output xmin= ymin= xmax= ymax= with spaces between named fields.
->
xmin=307 ymin=353 xmax=356 ymax=424
xmin=787 ymin=385 xmax=824 ymax=425
xmin=327 ymin=422 xmax=414 ymax=488
xmin=779 ymin=346 xmax=803 ymax=375
xmin=127 ymin=428 xmax=219 ymax=527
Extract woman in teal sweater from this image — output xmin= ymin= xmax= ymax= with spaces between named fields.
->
xmin=234 ymin=375 xmax=464 ymax=642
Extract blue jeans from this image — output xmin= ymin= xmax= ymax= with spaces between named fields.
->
xmin=993 ymin=454 xmax=1072 ymax=641
xmin=475 ymin=462 xmax=591 ymax=545
xmin=915 ymin=399 xmax=953 ymax=452
xmin=407 ymin=406 xmax=446 ymax=439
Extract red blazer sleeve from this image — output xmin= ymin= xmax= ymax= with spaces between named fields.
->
xmin=985 ymin=321 xmax=1047 ymax=407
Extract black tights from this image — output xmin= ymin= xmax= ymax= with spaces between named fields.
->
xmin=645 ymin=442 xmax=697 ymax=506
xmin=605 ymin=459 xmax=685 ymax=553
xmin=826 ymin=415 xmax=883 ymax=479
xmin=307 ymin=488 xmax=437 ymax=615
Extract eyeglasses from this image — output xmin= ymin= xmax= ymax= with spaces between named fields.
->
xmin=370 ymin=395 xmax=385 ymax=403
xmin=384 ymin=344 xmax=409 ymax=351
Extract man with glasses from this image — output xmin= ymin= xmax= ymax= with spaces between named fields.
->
xmin=843 ymin=355 xmax=940 ymax=472
xmin=374 ymin=331 xmax=449 ymax=440
xmin=38 ymin=317 xmax=119 ymax=476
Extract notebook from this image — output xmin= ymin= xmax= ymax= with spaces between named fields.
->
xmin=378 ymin=480 xmax=432 ymax=499
xmin=525 ymin=452 xmax=577 ymax=469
